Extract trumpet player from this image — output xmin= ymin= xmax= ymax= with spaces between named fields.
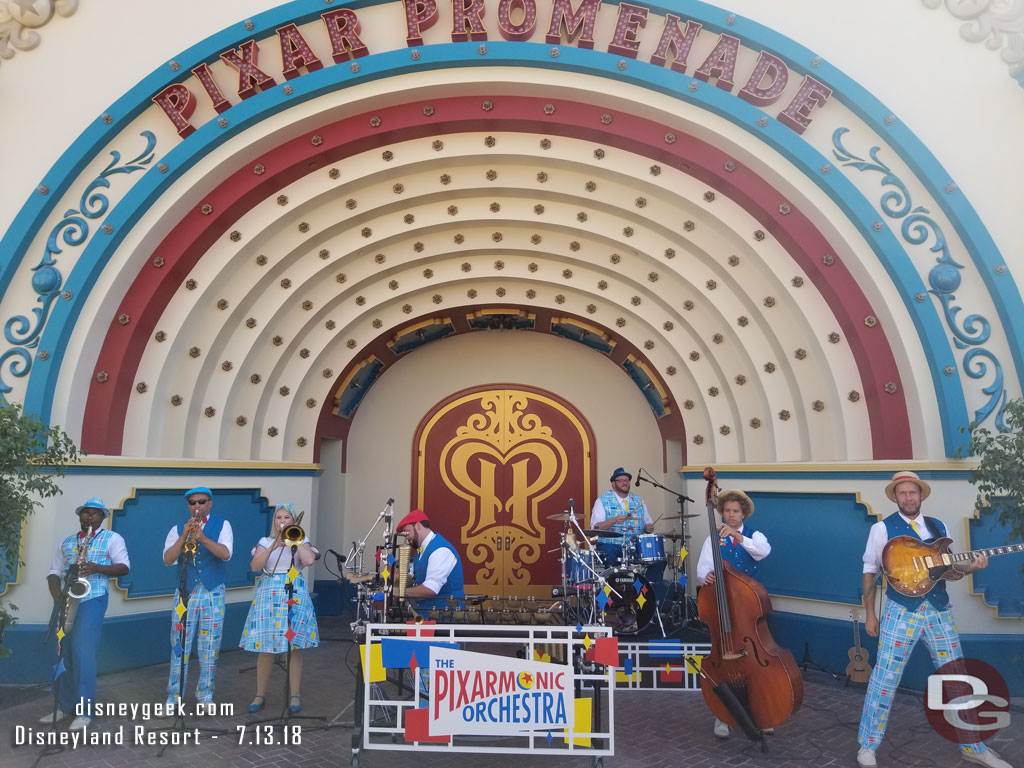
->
xmin=239 ymin=504 xmax=319 ymax=714
xmin=41 ymin=498 xmax=130 ymax=730
xmin=162 ymin=487 xmax=233 ymax=706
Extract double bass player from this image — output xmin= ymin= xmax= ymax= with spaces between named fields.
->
xmin=696 ymin=487 xmax=772 ymax=739
xmin=695 ymin=468 xmax=801 ymax=744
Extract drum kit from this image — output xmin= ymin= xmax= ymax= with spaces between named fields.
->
xmin=336 ymin=495 xmax=699 ymax=636
xmin=549 ymin=507 xmax=697 ymax=636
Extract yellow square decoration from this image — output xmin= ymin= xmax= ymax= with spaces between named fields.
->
xmin=358 ymin=643 xmax=386 ymax=683
xmin=567 ymin=697 xmax=593 ymax=747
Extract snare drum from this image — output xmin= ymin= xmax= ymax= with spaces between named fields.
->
xmin=634 ymin=533 xmax=666 ymax=563
xmin=567 ymin=550 xmax=603 ymax=585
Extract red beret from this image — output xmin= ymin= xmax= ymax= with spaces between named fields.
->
xmin=397 ymin=509 xmax=429 ymax=529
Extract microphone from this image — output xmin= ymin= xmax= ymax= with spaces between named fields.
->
xmin=635 ymin=469 xmax=642 ymax=487
xmin=568 ymin=498 xmax=575 ymax=516
xmin=327 ymin=548 xmax=346 ymax=565
xmin=378 ymin=497 xmax=396 ymax=518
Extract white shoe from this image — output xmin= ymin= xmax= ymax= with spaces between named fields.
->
xmin=857 ymin=747 xmax=878 ymax=767
xmin=962 ymin=748 xmax=1012 ymax=768
xmin=713 ymin=718 xmax=730 ymax=738
xmin=38 ymin=708 xmax=67 ymax=723
xmin=68 ymin=716 xmax=91 ymax=730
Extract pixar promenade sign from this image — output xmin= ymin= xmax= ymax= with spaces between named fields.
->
xmin=152 ymin=0 xmax=833 ymax=139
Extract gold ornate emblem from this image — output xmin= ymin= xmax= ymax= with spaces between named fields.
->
xmin=439 ymin=391 xmax=567 ymax=589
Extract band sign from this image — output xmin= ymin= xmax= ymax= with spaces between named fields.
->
xmin=923 ymin=658 xmax=1010 ymax=744
xmin=430 ymin=646 xmax=572 ymax=735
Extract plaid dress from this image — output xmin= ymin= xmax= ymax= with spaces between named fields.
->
xmin=239 ymin=538 xmax=319 ymax=652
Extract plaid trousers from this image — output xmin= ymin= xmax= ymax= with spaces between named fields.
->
xmin=166 ymin=583 xmax=226 ymax=703
xmin=857 ymin=599 xmax=986 ymax=755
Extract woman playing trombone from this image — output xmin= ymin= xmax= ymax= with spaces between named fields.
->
xmin=240 ymin=504 xmax=319 ymax=713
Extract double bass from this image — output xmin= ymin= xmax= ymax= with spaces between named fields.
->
xmin=696 ymin=467 xmax=803 ymax=742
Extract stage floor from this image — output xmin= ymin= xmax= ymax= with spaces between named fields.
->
xmin=2 ymin=613 xmax=1021 ymax=768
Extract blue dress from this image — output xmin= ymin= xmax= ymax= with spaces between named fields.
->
xmin=239 ymin=538 xmax=319 ymax=652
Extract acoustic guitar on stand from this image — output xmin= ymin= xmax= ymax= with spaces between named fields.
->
xmin=882 ymin=535 xmax=1024 ymax=598
xmin=845 ymin=608 xmax=871 ymax=683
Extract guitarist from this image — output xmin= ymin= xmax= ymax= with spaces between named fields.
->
xmin=856 ymin=471 xmax=1006 ymax=768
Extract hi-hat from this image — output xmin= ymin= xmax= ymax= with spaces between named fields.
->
xmin=547 ymin=512 xmax=577 ymax=521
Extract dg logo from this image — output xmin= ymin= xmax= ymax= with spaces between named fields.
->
xmin=924 ymin=658 xmax=1010 ymax=743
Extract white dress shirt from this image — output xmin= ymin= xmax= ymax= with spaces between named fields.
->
xmin=163 ymin=516 xmax=234 ymax=560
xmin=416 ymin=531 xmax=458 ymax=594
xmin=696 ymin=523 xmax=771 ymax=584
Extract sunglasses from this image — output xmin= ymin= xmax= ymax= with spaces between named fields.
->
xmin=188 ymin=498 xmax=211 ymax=505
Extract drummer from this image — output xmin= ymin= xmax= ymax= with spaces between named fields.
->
xmin=591 ymin=467 xmax=666 ymax=594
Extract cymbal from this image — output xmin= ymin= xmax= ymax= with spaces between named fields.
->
xmin=661 ymin=532 xmax=691 ymax=541
xmin=344 ymin=572 xmax=376 ymax=584
xmin=547 ymin=512 xmax=578 ymax=521
xmin=675 ymin=513 xmax=700 ymax=519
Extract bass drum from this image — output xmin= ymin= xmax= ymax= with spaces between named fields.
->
xmin=601 ymin=569 xmax=655 ymax=634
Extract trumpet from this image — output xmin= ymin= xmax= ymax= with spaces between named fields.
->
xmin=183 ymin=522 xmax=199 ymax=563
xmin=282 ymin=511 xmax=305 ymax=548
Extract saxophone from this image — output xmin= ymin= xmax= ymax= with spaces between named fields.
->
xmin=59 ymin=526 xmax=94 ymax=634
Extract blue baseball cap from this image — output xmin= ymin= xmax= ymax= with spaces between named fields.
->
xmin=184 ymin=487 xmax=213 ymax=500
xmin=75 ymin=497 xmax=109 ymax=517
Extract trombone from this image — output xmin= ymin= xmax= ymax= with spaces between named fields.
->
xmin=282 ymin=511 xmax=305 ymax=548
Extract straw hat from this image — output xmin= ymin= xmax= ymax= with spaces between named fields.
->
xmin=884 ymin=470 xmax=931 ymax=502
xmin=716 ymin=489 xmax=754 ymax=518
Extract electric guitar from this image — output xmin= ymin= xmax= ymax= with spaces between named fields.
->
xmin=882 ymin=535 xmax=1024 ymax=598
xmin=845 ymin=608 xmax=871 ymax=683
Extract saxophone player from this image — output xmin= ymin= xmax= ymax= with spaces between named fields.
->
xmin=41 ymin=498 xmax=130 ymax=730
xmin=162 ymin=487 xmax=233 ymax=706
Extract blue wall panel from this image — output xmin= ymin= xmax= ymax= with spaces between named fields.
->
xmin=768 ymin=611 xmax=1022 ymax=693
xmin=749 ymin=491 xmax=874 ymax=604
xmin=0 ymin=602 xmax=250 ymax=684
xmin=112 ymin=488 xmax=272 ymax=598
xmin=967 ymin=504 xmax=1024 ymax=617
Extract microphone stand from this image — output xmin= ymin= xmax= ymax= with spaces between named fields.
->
xmin=563 ymin=497 xmax=621 ymax=628
xmin=152 ymin=523 xmax=231 ymax=757
xmin=248 ymin=538 xmax=324 ymax=730
xmin=635 ymin=469 xmax=696 ymax=629
xmin=38 ymin=531 xmax=90 ymax=760
xmin=343 ymin=498 xmax=394 ymax=581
